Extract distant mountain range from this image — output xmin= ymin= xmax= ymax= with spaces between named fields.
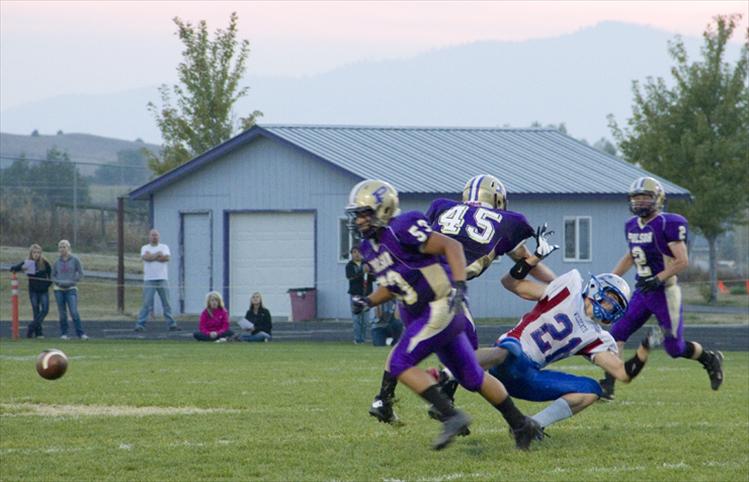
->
xmin=0 ymin=21 xmax=743 ymax=145
xmin=0 ymin=132 xmax=159 ymax=175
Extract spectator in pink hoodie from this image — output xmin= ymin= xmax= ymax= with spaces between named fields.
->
xmin=193 ymin=291 xmax=235 ymax=342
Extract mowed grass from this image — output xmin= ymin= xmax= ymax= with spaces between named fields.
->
xmin=0 ymin=341 xmax=747 ymax=482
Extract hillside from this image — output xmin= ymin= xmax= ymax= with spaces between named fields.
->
xmin=0 ymin=131 xmax=159 ymax=164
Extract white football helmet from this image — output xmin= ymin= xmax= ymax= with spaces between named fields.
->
xmin=583 ymin=273 xmax=631 ymax=324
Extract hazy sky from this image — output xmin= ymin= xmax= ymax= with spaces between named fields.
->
xmin=1 ymin=1 xmax=746 ymax=109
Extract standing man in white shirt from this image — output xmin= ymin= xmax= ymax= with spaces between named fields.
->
xmin=134 ymin=229 xmax=180 ymax=332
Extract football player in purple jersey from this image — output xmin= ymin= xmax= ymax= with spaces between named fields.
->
xmin=599 ymin=177 xmax=724 ymax=400
xmin=347 ymin=179 xmax=543 ymax=450
xmin=370 ymin=175 xmax=557 ymax=422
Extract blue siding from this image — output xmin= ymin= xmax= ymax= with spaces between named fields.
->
xmin=148 ymin=132 xmax=649 ymax=320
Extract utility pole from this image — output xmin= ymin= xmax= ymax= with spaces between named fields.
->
xmin=73 ymin=167 xmax=78 ymax=246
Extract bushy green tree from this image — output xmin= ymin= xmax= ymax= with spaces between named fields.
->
xmin=94 ymin=149 xmax=150 ymax=185
xmin=147 ymin=12 xmax=262 ymax=174
xmin=609 ymin=14 xmax=749 ymax=302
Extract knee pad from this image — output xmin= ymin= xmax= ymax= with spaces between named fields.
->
xmin=663 ymin=337 xmax=686 ymax=358
xmin=579 ymin=377 xmax=604 ymax=396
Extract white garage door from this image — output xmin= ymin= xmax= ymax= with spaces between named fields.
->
xmin=229 ymin=212 xmax=315 ymax=318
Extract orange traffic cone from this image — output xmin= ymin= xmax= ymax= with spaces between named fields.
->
xmin=717 ymin=280 xmax=729 ymax=294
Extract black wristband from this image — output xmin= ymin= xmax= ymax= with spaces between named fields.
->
xmin=510 ymin=258 xmax=533 ymax=280
xmin=454 ymin=281 xmax=467 ymax=290
xmin=624 ymin=353 xmax=646 ymax=380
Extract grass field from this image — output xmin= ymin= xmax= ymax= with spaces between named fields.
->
xmin=1 ymin=341 xmax=747 ymax=481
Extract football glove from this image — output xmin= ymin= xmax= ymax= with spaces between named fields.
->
xmin=636 ymin=276 xmax=663 ymax=293
xmin=533 ymin=223 xmax=559 ymax=259
xmin=351 ymin=295 xmax=372 ymax=315
xmin=448 ymin=281 xmax=468 ymax=314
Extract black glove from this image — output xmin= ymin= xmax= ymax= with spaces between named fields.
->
xmin=636 ymin=276 xmax=663 ymax=293
xmin=533 ymin=223 xmax=559 ymax=259
xmin=448 ymin=281 xmax=468 ymax=314
xmin=351 ymin=295 xmax=372 ymax=315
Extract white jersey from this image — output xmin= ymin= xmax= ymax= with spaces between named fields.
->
xmin=499 ymin=270 xmax=616 ymax=369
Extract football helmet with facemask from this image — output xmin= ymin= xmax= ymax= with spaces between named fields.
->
xmin=346 ymin=180 xmax=400 ymax=238
xmin=628 ymin=177 xmax=665 ymax=218
xmin=462 ymin=175 xmax=507 ymax=210
xmin=583 ymin=273 xmax=631 ymax=324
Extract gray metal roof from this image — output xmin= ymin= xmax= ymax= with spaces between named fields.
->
xmin=263 ymin=124 xmax=690 ymax=196
xmin=130 ymin=124 xmax=691 ymax=200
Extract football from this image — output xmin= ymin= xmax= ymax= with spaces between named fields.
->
xmin=35 ymin=349 xmax=68 ymax=380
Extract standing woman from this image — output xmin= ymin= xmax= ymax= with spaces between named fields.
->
xmin=51 ymin=239 xmax=88 ymax=340
xmin=240 ymin=292 xmax=272 ymax=342
xmin=10 ymin=244 xmax=52 ymax=338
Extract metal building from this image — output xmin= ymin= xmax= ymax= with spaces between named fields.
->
xmin=129 ymin=124 xmax=690 ymax=320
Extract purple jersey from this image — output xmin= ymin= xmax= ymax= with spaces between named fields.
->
xmin=358 ymin=211 xmax=453 ymax=318
xmin=625 ymin=213 xmax=688 ymax=282
xmin=426 ymin=198 xmax=534 ymax=277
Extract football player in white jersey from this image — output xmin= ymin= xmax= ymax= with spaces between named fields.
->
xmin=470 ymin=251 xmax=659 ymax=432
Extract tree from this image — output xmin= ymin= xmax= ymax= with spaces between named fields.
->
xmin=94 ymin=149 xmax=151 ymax=185
xmin=609 ymin=14 xmax=749 ymax=302
xmin=147 ymin=12 xmax=262 ymax=174
xmin=593 ymin=137 xmax=618 ymax=156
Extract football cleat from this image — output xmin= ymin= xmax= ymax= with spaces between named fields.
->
xmin=510 ymin=417 xmax=544 ymax=451
xmin=704 ymin=350 xmax=724 ymax=391
xmin=643 ymin=327 xmax=664 ymax=350
xmin=369 ymin=396 xmax=400 ymax=425
xmin=433 ymin=410 xmax=471 ymax=451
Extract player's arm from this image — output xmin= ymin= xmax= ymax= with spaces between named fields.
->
xmin=612 ymin=251 xmax=634 ymax=276
xmin=593 ymin=334 xmax=655 ymax=383
xmin=501 ymin=254 xmax=546 ymax=301
xmin=352 ymin=285 xmax=393 ymax=313
xmin=501 ymin=224 xmax=558 ymax=301
xmin=658 ymin=241 xmax=688 ymax=280
xmin=422 ymin=232 xmax=466 ymax=282
xmin=508 ymin=244 xmax=556 ymax=282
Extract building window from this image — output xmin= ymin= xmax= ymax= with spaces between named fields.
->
xmin=563 ymin=216 xmax=591 ymax=262
xmin=339 ymin=218 xmax=359 ymax=262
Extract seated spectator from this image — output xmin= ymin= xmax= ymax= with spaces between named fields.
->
xmin=10 ymin=243 xmax=52 ymax=338
xmin=371 ymin=297 xmax=403 ymax=347
xmin=239 ymin=292 xmax=272 ymax=342
xmin=194 ymin=291 xmax=235 ymax=342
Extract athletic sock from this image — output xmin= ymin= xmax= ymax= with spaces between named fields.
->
xmin=495 ymin=397 xmax=526 ymax=430
xmin=419 ymin=385 xmax=457 ymax=419
xmin=603 ymin=371 xmax=616 ymax=385
xmin=379 ymin=371 xmax=398 ymax=401
xmin=531 ymin=398 xmax=573 ymax=428
xmin=696 ymin=346 xmax=713 ymax=367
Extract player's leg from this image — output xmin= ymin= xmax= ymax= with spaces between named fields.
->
xmin=528 ymin=370 xmax=602 ymax=429
xmin=387 ymin=300 xmax=471 ymax=449
xmin=600 ymin=290 xmax=652 ymax=400
xmin=425 ymin=307 xmax=483 ymax=419
xmin=654 ymin=284 xmax=724 ymax=390
xmin=439 ymin=335 xmax=543 ymax=450
xmin=369 ymin=348 xmax=401 ymax=425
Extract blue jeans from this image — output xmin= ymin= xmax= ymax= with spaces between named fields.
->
xmin=55 ymin=289 xmax=85 ymax=337
xmin=137 ymin=279 xmax=176 ymax=327
xmin=351 ymin=297 xmax=368 ymax=343
xmin=28 ymin=290 xmax=49 ymax=337
xmin=240 ymin=331 xmax=272 ymax=342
